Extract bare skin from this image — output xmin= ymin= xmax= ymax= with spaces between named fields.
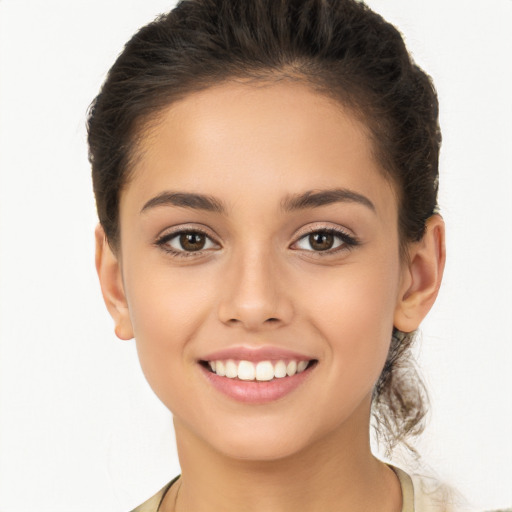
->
xmin=96 ymin=80 xmax=445 ymax=512
xmin=163 ymin=402 xmax=402 ymax=512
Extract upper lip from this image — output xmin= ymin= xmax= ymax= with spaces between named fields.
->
xmin=200 ymin=346 xmax=315 ymax=362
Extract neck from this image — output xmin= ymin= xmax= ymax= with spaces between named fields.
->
xmin=162 ymin=401 xmax=401 ymax=512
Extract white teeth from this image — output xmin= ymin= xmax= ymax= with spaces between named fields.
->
xmin=297 ymin=360 xmax=308 ymax=373
xmin=216 ymin=360 xmax=226 ymax=377
xmin=286 ymin=360 xmax=297 ymax=376
xmin=274 ymin=360 xmax=287 ymax=378
xmin=238 ymin=360 xmax=255 ymax=381
xmin=225 ymin=359 xmax=238 ymax=379
xmin=255 ymin=361 xmax=274 ymax=381
xmin=207 ymin=358 xmax=312 ymax=381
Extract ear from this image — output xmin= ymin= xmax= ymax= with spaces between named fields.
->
xmin=95 ymin=224 xmax=134 ymax=340
xmin=394 ymin=214 xmax=446 ymax=333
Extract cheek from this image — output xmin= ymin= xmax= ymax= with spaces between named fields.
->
xmin=303 ymin=260 xmax=400 ymax=388
xmin=125 ymin=252 xmax=212 ymax=330
xmin=122 ymin=258 xmax=215 ymax=393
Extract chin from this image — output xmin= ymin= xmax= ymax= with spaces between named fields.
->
xmin=214 ymin=433 xmax=311 ymax=463
xmin=174 ymin=412 xmax=315 ymax=463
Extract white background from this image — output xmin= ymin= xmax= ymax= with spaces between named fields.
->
xmin=0 ymin=1 xmax=511 ymax=511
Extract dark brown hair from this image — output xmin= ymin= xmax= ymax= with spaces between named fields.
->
xmin=87 ymin=0 xmax=440 ymax=456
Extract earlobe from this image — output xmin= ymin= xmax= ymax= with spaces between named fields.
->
xmin=95 ymin=224 xmax=134 ymax=340
xmin=394 ymin=215 xmax=446 ymax=333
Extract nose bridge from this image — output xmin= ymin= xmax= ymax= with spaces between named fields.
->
xmin=218 ymin=241 xmax=292 ymax=330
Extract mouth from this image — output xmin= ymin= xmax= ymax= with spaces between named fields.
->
xmin=198 ymin=347 xmax=318 ymax=403
xmin=199 ymin=358 xmax=318 ymax=382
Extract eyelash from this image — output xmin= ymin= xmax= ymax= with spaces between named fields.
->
xmin=292 ymin=227 xmax=359 ymax=255
xmin=154 ymin=226 xmax=359 ymax=258
xmin=155 ymin=227 xmax=219 ymax=258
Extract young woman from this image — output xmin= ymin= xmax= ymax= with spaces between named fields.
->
xmin=88 ymin=0 xmax=459 ymax=510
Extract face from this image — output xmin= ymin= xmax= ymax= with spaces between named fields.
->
xmin=108 ymin=81 xmax=413 ymax=461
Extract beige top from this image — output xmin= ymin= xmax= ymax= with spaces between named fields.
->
xmin=130 ymin=466 xmax=474 ymax=512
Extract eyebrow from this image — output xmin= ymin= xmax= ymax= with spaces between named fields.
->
xmin=140 ymin=188 xmax=375 ymax=215
xmin=281 ymin=188 xmax=376 ymax=213
xmin=140 ymin=191 xmax=226 ymax=214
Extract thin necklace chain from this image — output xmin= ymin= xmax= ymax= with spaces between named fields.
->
xmin=172 ymin=478 xmax=182 ymax=512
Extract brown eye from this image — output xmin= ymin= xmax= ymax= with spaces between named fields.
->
xmin=292 ymin=228 xmax=356 ymax=254
xmin=308 ymin=232 xmax=334 ymax=251
xmin=179 ymin=232 xmax=206 ymax=251
xmin=158 ymin=230 xmax=219 ymax=254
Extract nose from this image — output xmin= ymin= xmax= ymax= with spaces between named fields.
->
xmin=217 ymin=247 xmax=294 ymax=331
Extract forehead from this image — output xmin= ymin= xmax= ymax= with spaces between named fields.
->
xmin=122 ymin=80 xmax=397 ymax=219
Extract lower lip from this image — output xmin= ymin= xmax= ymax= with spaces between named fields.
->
xmin=200 ymin=364 xmax=315 ymax=404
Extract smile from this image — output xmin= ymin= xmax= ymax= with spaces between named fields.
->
xmin=204 ymin=359 xmax=315 ymax=381
xmin=199 ymin=347 xmax=318 ymax=403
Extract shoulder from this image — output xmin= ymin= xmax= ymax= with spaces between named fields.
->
xmin=129 ymin=477 xmax=179 ymax=512
xmin=392 ymin=466 xmax=510 ymax=512
xmin=392 ymin=465 xmax=470 ymax=512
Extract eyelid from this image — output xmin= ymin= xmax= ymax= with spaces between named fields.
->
xmin=154 ymin=224 xmax=221 ymax=256
xmin=156 ymin=223 xmax=218 ymax=239
xmin=290 ymin=224 xmax=359 ymax=253
xmin=153 ymin=222 xmax=358 ymax=257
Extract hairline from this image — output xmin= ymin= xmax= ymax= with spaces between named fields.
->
xmin=108 ymin=73 xmax=407 ymax=256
